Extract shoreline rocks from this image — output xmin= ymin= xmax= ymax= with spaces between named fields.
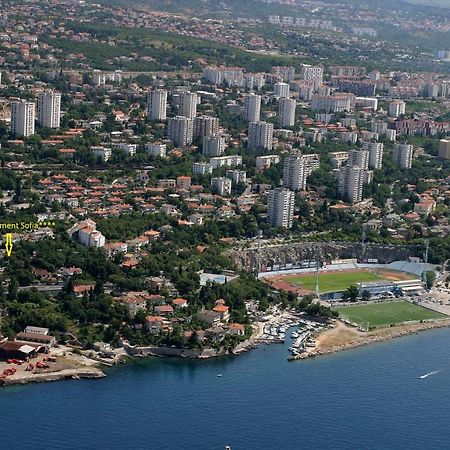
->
xmin=297 ymin=319 xmax=450 ymax=359
xmin=0 ymin=367 xmax=106 ymax=387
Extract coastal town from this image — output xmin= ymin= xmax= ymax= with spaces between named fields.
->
xmin=0 ymin=0 xmax=449 ymax=388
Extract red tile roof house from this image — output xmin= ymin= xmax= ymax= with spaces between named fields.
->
xmin=228 ymin=323 xmax=245 ymax=336
xmin=154 ymin=305 xmax=174 ymax=316
xmin=198 ymin=310 xmax=222 ymax=326
xmin=119 ymin=294 xmax=148 ymax=318
xmin=147 ymin=294 xmax=166 ymax=305
xmin=145 ymin=316 xmax=173 ymax=334
xmin=121 ymin=257 xmax=140 ymax=270
xmin=32 ymin=267 xmax=52 ymax=281
xmin=103 ymin=242 xmax=128 ymax=257
xmin=126 ymin=235 xmax=150 ymax=251
xmin=72 ymin=284 xmax=95 ymax=297
xmin=145 ymin=315 xmax=164 ymax=334
xmin=172 ymin=298 xmax=188 ymax=309
xmin=212 ymin=305 xmax=230 ymax=322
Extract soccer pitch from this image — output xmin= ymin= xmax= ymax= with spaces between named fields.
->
xmin=334 ymin=301 xmax=447 ymax=328
xmin=283 ymin=270 xmax=386 ymax=294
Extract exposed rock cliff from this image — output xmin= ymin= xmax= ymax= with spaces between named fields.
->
xmin=228 ymin=241 xmax=421 ymax=272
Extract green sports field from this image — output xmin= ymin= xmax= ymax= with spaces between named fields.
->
xmin=283 ymin=270 xmax=387 ymax=294
xmin=334 ymin=301 xmax=447 ymax=328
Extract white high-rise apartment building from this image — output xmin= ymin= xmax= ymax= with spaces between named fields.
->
xmin=388 ymin=100 xmax=406 ymax=118
xmin=330 ymin=151 xmax=349 ymax=168
xmin=256 ymin=155 xmax=281 ymax=170
xmin=179 ymin=91 xmax=198 ymax=119
xmin=393 ymin=143 xmax=413 ymax=169
xmin=283 ymin=156 xmax=307 ymax=191
xmin=300 ymin=64 xmax=323 ymax=83
xmin=211 ymin=177 xmax=232 ymax=196
xmin=272 ymin=66 xmax=295 ymax=82
xmin=202 ymin=134 xmax=226 ymax=157
xmin=248 ymin=121 xmax=274 ymax=150
xmin=202 ymin=66 xmax=244 ymax=85
xmin=92 ymin=146 xmax=112 ymax=162
xmin=194 ymin=116 xmax=219 ymax=139
xmin=210 ymin=155 xmax=242 ymax=169
xmin=267 ymin=188 xmax=295 ymax=228
xmin=338 ymin=166 xmax=364 ymax=204
xmin=274 ymin=82 xmax=290 ymax=98
xmin=278 ymin=98 xmax=296 ymax=127
xmin=244 ymin=73 xmax=266 ymax=91
xmin=226 ymin=169 xmax=247 ymax=184
xmin=311 ymin=95 xmax=353 ymax=113
xmin=92 ymin=72 xmax=106 ymax=86
xmin=147 ymin=89 xmax=168 ymax=121
xmin=243 ymin=94 xmax=261 ymax=122
xmin=438 ymin=139 xmax=450 ymax=160
xmin=11 ymin=100 xmax=35 ymax=137
xmin=282 ymin=154 xmax=320 ymax=191
xmin=371 ymin=120 xmax=388 ymax=134
xmin=362 ymin=142 xmax=384 ymax=169
xmin=116 ymin=143 xmax=137 ymax=156
xmin=167 ymin=116 xmax=194 ymax=147
xmin=145 ymin=142 xmax=167 ymax=157
xmin=193 ymin=162 xmax=213 ymax=175
xmin=348 ymin=149 xmax=369 ymax=170
xmin=37 ymin=91 xmax=61 ymax=129
xmin=301 ymin=154 xmax=321 ymax=172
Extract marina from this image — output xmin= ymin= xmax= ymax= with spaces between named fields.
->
xmin=256 ymin=314 xmax=327 ymax=358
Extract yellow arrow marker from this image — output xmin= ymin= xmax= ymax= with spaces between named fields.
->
xmin=5 ymin=233 xmax=13 ymax=257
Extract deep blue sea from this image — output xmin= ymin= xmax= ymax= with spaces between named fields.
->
xmin=2 ymin=328 xmax=450 ymax=450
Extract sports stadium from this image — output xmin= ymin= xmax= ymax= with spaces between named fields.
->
xmin=260 ymin=259 xmax=430 ymax=299
xmin=260 ymin=259 xmax=444 ymax=328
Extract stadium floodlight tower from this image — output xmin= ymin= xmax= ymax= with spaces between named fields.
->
xmin=255 ymin=229 xmax=264 ymax=277
xmin=314 ymin=246 xmax=321 ymax=300
xmin=422 ymin=239 xmax=429 ymax=287
xmin=361 ymin=224 xmax=367 ymax=262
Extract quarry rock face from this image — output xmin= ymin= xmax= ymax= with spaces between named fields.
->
xmin=228 ymin=241 xmax=421 ymax=272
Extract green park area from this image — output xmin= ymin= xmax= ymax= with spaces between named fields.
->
xmin=284 ymin=270 xmax=386 ymax=294
xmin=334 ymin=301 xmax=447 ymax=328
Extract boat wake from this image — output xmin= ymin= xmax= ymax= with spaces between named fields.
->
xmin=419 ymin=370 xmax=441 ymax=379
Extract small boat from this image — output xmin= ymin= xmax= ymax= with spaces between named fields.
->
xmin=419 ymin=370 xmax=440 ymax=379
xmin=291 ymin=332 xmax=299 ymax=339
xmin=217 ymin=374 xmax=223 ymax=377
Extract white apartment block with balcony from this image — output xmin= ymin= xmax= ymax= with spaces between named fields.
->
xmin=256 ymin=154 xmax=281 ymax=170
xmin=362 ymin=142 xmax=384 ymax=169
xmin=243 ymin=94 xmax=261 ymax=123
xmin=210 ymin=155 xmax=242 ymax=169
xmin=145 ymin=142 xmax=167 ymax=157
xmin=248 ymin=121 xmax=274 ymax=150
xmin=37 ymin=91 xmax=61 ymax=129
xmin=202 ymin=134 xmax=226 ymax=157
xmin=179 ymin=91 xmax=198 ymax=119
xmin=167 ymin=116 xmax=194 ymax=147
xmin=278 ymin=98 xmax=296 ymax=127
xmin=267 ymin=188 xmax=295 ymax=228
xmin=211 ymin=177 xmax=232 ymax=196
xmin=11 ymin=100 xmax=35 ymax=137
xmin=393 ymin=143 xmax=413 ymax=169
xmin=147 ymin=89 xmax=168 ymax=120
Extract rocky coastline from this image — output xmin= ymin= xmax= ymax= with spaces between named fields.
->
xmin=297 ymin=319 xmax=450 ymax=359
xmin=0 ymin=367 xmax=106 ymax=387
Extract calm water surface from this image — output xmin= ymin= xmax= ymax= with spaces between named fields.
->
xmin=2 ymin=328 xmax=450 ymax=450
